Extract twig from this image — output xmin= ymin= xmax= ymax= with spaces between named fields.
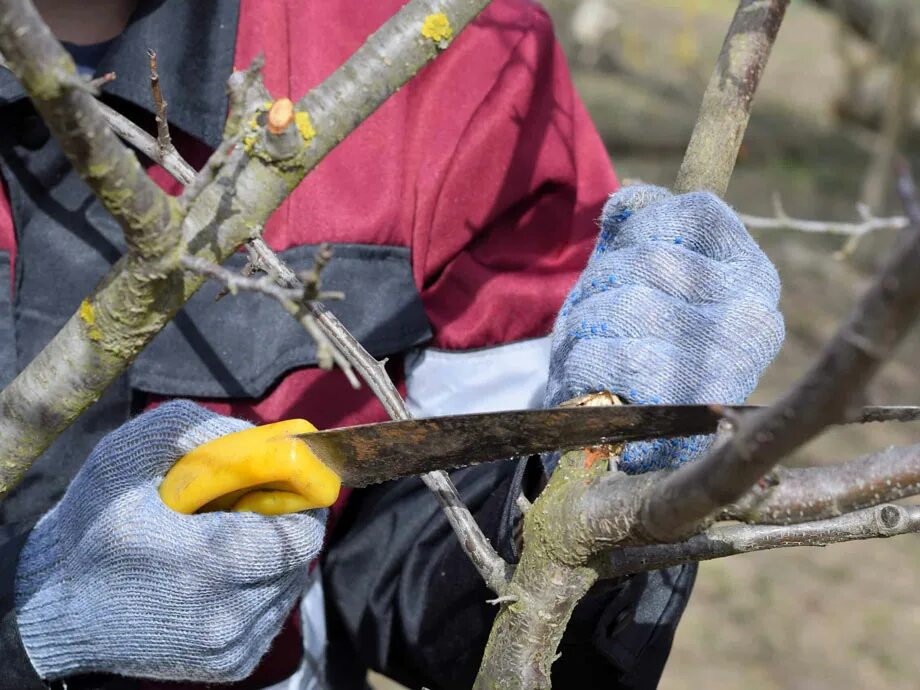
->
xmin=601 ymin=503 xmax=920 ymax=577
xmin=147 ymin=49 xmax=174 ymax=158
xmin=739 ymin=194 xmax=908 ymax=236
xmin=638 ymin=161 xmax=920 ymax=543
xmin=309 ymin=298 xmax=513 ymax=593
xmin=180 ymin=255 xmax=317 ymax=304
xmin=674 ymin=0 xmax=791 ymax=195
xmin=180 ymin=254 xmax=357 ymax=387
xmin=96 ymin=99 xmax=195 ymax=185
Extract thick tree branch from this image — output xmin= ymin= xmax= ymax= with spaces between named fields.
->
xmin=0 ymin=0 xmax=495 ymax=499
xmin=0 ymin=0 xmax=178 ymax=258
xmin=674 ymin=0 xmax=790 ymax=195
xmin=476 ymin=3 xmax=793 ymax=685
xmin=638 ymin=162 xmax=920 ymax=543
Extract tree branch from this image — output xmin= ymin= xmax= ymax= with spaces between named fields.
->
xmin=0 ymin=0 xmax=178 ymax=259
xmin=739 ymin=195 xmax=908 ymax=237
xmin=0 ymin=0 xmax=495 ymax=499
xmin=723 ymin=442 xmax=920 ymax=524
xmin=674 ymin=0 xmax=790 ymax=195
xmin=475 ymin=2 xmax=793 ymax=685
xmin=75 ymin=22 xmax=509 ymax=590
xmin=638 ymin=161 xmax=920 ymax=544
xmin=601 ymin=503 xmax=920 ymax=577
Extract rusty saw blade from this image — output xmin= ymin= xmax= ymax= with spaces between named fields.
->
xmin=295 ymin=404 xmax=920 ymax=487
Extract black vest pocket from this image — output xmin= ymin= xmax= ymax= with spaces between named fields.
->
xmin=129 ymin=243 xmax=433 ymax=398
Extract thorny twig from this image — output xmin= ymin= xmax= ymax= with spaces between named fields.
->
xmin=243 ymin=238 xmax=514 ymax=593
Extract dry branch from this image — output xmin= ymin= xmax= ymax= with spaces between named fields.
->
xmin=739 ymin=195 xmax=908 ymax=237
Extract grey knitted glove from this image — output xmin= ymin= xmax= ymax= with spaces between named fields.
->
xmin=15 ymin=400 xmax=327 ymax=682
xmin=545 ymin=184 xmax=784 ymax=473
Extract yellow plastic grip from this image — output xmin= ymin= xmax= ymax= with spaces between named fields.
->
xmin=159 ymin=419 xmax=342 ymax=515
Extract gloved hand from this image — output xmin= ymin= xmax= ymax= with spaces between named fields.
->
xmin=15 ymin=400 xmax=327 ymax=682
xmin=545 ymin=184 xmax=784 ymax=473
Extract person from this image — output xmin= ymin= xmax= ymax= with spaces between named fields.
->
xmin=0 ymin=1 xmax=784 ymax=689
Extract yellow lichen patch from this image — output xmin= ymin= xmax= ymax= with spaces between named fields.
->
xmin=294 ymin=111 xmax=316 ymax=143
xmin=421 ymin=13 xmax=453 ymax=43
xmin=79 ymin=299 xmax=102 ymax=341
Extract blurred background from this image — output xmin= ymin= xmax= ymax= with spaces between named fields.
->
xmin=376 ymin=1 xmax=920 ymax=688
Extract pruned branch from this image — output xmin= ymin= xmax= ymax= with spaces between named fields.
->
xmin=475 ymin=2 xmax=794 ymax=686
xmin=638 ymin=161 xmax=920 ymax=543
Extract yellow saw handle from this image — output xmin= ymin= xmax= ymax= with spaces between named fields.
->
xmin=159 ymin=419 xmax=342 ymax=515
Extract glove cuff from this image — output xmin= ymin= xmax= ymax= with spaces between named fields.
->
xmin=15 ymin=515 xmax=91 ymax=679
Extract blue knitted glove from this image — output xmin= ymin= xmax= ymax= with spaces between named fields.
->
xmin=15 ymin=400 xmax=326 ymax=682
xmin=545 ymin=184 xmax=784 ymax=473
